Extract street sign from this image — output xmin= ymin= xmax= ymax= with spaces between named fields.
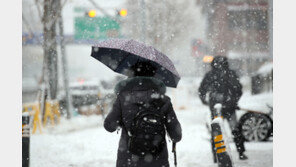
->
xmin=74 ymin=17 xmax=120 ymax=40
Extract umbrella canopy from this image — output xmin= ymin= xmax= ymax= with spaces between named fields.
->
xmin=91 ymin=39 xmax=180 ymax=88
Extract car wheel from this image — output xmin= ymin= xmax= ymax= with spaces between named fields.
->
xmin=238 ymin=113 xmax=273 ymax=142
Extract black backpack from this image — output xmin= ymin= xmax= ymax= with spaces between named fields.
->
xmin=127 ymin=102 xmax=166 ymax=157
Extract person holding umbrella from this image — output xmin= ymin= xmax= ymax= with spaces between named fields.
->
xmin=91 ymin=39 xmax=182 ymax=167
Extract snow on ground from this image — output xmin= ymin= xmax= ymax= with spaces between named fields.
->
xmin=31 ymin=77 xmax=273 ymax=167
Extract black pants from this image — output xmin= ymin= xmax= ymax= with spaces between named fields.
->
xmin=210 ymin=104 xmax=245 ymax=154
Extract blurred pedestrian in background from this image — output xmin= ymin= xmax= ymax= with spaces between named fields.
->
xmin=198 ymin=56 xmax=248 ymax=160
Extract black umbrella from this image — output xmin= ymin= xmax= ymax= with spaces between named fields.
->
xmin=91 ymin=39 xmax=180 ymax=88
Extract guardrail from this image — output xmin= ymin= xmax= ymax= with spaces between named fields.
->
xmin=43 ymin=100 xmax=61 ymax=126
xmin=22 ymin=100 xmax=61 ymax=134
xmin=22 ymin=102 xmax=42 ymax=134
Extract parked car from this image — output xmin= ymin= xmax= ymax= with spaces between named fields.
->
xmin=58 ymin=79 xmax=102 ymax=113
xmin=205 ymin=92 xmax=273 ymax=142
xmin=58 ymin=77 xmax=124 ymax=116
xmin=70 ymin=82 xmax=101 ymax=108
xmin=251 ymin=62 xmax=273 ymax=95
xmin=240 ymin=62 xmax=273 ymax=141
xmin=237 ymin=105 xmax=273 ymax=141
xmin=237 ymin=92 xmax=273 ymax=142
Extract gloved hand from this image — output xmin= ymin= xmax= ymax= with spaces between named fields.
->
xmin=201 ymin=99 xmax=209 ymax=105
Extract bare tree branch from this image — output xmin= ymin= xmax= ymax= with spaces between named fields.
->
xmin=42 ymin=0 xmax=68 ymax=28
xmin=34 ymin=0 xmax=43 ymax=22
xmin=22 ymin=13 xmax=42 ymax=44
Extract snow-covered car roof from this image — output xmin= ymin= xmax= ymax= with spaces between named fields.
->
xmin=238 ymin=92 xmax=273 ymax=114
xmin=257 ymin=62 xmax=273 ymax=75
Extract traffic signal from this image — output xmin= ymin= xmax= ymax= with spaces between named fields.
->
xmin=88 ymin=10 xmax=96 ymax=18
xmin=119 ymin=9 xmax=127 ymax=17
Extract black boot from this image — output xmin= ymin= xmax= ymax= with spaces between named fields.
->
xmin=232 ymin=127 xmax=246 ymax=156
xmin=239 ymin=152 xmax=248 ymax=160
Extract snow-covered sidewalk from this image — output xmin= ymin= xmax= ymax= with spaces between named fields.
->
xmin=30 ymin=78 xmax=273 ymax=167
xmin=30 ymin=112 xmax=273 ymax=167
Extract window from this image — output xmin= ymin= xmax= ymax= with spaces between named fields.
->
xmin=226 ymin=0 xmax=268 ymax=4
xmin=228 ymin=10 xmax=268 ymax=30
xmin=228 ymin=11 xmax=246 ymax=29
xmin=246 ymin=10 xmax=268 ymax=30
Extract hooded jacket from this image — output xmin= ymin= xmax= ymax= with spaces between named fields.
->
xmin=104 ymin=76 xmax=182 ymax=167
xmin=198 ymin=56 xmax=242 ymax=117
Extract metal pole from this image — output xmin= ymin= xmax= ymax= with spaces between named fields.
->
xmin=58 ymin=0 xmax=72 ymax=119
xmin=211 ymin=104 xmax=233 ymax=167
xmin=161 ymin=0 xmax=167 ymax=53
xmin=242 ymin=2 xmax=251 ymax=76
xmin=22 ymin=113 xmax=30 ymax=167
xmin=140 ymin=0 xmax=146 ymax=43
xmin=268 ymin=0 xmax=273 ymax=60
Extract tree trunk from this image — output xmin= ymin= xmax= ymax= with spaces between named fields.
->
xmin=42 ymin=0 xmax=59 ymax=99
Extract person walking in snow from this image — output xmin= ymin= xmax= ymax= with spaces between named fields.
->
xmin=198 ymin=56 xmax=248 ymax=160
xmin=104 ymin=61 xmax=182 ymax=167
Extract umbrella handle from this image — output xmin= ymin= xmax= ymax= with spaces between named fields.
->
xmin=172 ymin=142 xmax=177 ymax=167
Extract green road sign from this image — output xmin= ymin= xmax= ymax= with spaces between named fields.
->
xmin=74 ymin=17 xmax=120 ymax=40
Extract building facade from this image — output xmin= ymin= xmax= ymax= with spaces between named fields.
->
xmin=197 ymin=0 xmax=272 ymax=75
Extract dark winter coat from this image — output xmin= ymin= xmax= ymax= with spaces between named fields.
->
xmin=198 ymin=56 xmax=242 ymax=118
xmin=104 ymin=76 xmax=182 ymax=167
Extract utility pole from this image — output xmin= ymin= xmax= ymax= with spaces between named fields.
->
xmin=140 ymin=0 xmax=146 ymax=43
xmin=161 ymin=0 xmax=167 ymax=53
xmin=268 ymin=0 xmax=273 ymax=60
xmin=58 ymin=0 xmax=72 ymax=119
xmin=42 ymin=0 xmax=59 ymax=99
